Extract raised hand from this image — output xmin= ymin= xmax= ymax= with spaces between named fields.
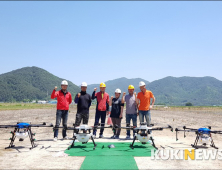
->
xmin=123 ymin=92 xmax=126 ymax=96
xmin=94 ymin=88 xmax=97 ymax=91
xmin=77 ymin=93 xmax=81 ymax=98
xmin=54 ymin=86 xmax=57 ymax=90
xmin=134 ymin=92 xmax=137 ymax=96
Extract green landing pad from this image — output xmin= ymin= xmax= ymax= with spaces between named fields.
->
xmin=65 ymin=142 xmax=155 ymax=170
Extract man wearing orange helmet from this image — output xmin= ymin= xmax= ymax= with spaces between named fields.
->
xmin=122 ymin=85 xmax=138 ymax=139
xmin=92 ymin=82 xmax=109 ymax=138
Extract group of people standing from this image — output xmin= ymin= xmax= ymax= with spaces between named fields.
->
xmin=51 ymin=80 xmax=155 ymax=141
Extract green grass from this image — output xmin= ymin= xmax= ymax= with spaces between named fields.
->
xmin=1 ymin=103 xmax=221 ymax=111
xmin=154 ymin=105 xmax=222 ymax=111
xmin=0 ymin=103 xmax=56 ymax=110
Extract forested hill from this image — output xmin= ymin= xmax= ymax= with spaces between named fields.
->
xmin=0 ymin=66 xmax=80 ymax=102
xmin=87 ymin=76 xmax=222 ymax=106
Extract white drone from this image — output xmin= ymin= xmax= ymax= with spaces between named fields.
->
xmin=121 ymin=122 xmax=173 ymax=149
xmin=55 ymin=124 xmax=110 ymax=150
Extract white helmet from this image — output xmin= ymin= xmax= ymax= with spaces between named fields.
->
xmin=115 ymin=88 xmax=121 ymax=94
xmin=139 ymin=81 xmax=145 ymax=87
xmin=81 ymin=82 xmax=87 ymax=87
xmin=61 ymin=80 xmax=68 ymax=86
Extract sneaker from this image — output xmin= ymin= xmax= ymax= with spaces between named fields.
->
xmin=115 ymin=136 xmax=120 ymax=139
xmin=54 ymin=137 xmax=58 ymax=142
xmin=63 ymin=136 xmax=70 ymax=140
xmin=99 ymin=134 xmax=104 ymax=138
xmin=125 ymin=135 xmax=130 ymax=140
xmin=110 ymin=135 xmax=115 ymax=139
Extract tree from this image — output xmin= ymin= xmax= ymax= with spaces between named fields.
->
xmin=185 ymin=102 xmax=193 ymax=106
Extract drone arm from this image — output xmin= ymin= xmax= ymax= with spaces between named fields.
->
xmin=210 ymin=131 xmax=222 ymax=134
xmin=151 ymin=127 xmax=163 ymax=131
xmin=0 ymin=125 xmax=17 ymax=128
xmin=30 ymin=123 xmax=53 ymax=127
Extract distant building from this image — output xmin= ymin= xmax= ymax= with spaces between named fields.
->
xmin=38 ymin=100 xmax=47 ymax=104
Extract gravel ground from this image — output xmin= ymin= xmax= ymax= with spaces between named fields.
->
xmin=0 ymin=106 xmax=222 ymax=169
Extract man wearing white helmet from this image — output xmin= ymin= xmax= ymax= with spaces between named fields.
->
xmin=136 ymin=81 xmax=155 ymax=127
xmin=51 ymin=80 xmax=72 ymax=141
xmin=74 ymin=82 xmax=92 ymax=127
xmin=109 ymin=88 xmax=124 ymax=139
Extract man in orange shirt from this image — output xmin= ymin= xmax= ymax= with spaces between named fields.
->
xmin=135 ymin=81 xmax=155 ymax=127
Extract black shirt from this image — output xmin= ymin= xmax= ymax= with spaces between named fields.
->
xmin=74 ymin=91 xmax=92 ymax=114
xmin=110 ymin=98 xmax=124 ymax=118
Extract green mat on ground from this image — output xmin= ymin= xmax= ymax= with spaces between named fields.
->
xmin=65 ymin=142 xmax=155 ymax=170
xmin=65 ymin=142 xmax=155 ymax=156
xmin=80 ymin=156 xmax=138 ymax=170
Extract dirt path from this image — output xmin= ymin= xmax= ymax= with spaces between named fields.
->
xmin=0 ymin=106 xmax=222 ymax=169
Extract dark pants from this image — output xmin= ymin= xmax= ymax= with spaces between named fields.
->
xmin=75 ymin=112 xmax=89 ymax=126
xmin=126 ymin=114 xmax=137 ymax=136
xmin=111 ymin=117 xmax=122 ymax=136
xmin=54 ymin=110 xmax=68 ymax=138
xmin=93 ymin=110 xmax=106 ymax=135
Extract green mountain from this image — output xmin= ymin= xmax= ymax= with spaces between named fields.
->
xmin=1 ymin=66 xmax=222 ymax=106
xmin=87 ymin=76 xmax=222 ymax=106
xmin=0 ymin=66 xmax=80 ymax=102
xmin=86 ymin=77 xmax=150 ymax=96
xmin=148 ymin=76 xmax=222 ymax=106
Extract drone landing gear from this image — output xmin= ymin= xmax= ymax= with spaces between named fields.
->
xmin=191 ymin=134 xmax=218 ymax=149
xmin=91 ymin=136 xmax=97 ymax=150
xmin=130 ymin=136 xmax=158 ymax=150
xmin=130 ymin=136 xmax=137 ymax=149
xmin=5 ymin=129 xmax=16 ymax=149
xmin=210 ymin=136 xmax=218 ymax=149
xmin=5 ymin=127 xmax=37 ymax=150
xmin=68 ymin=136 xmax=97 ymax=150
xmin=28 ymin=128 xmax=37 ymax=150
xmin=150 ymin=136 xmax=158 ymax=150
xmin=68 ymin=137 xmax=76 ymax=150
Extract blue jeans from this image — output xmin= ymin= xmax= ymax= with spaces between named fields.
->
xmin=54 ymin=110 xmax=68 ymax=138
xmin=126 ymin=114 xmax=137 ymax=136
xmin=93 ymin=110 xmax=106 ymax=135
xmin=139 ymin=110 xmax=151 ymax=126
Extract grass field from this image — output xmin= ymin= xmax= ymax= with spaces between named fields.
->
xmin=0 ymin=103 xmax=221 ymax=111
xmin=0 ymin=103 xmax=56 ymax=110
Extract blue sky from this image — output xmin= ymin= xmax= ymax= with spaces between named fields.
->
xmin=0 ymin=1 xmax=222 ymax=85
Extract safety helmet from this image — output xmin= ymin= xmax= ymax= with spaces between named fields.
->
xmin=61 ymin=80 xmax=68 ymax=86
xmin=115 ymin=88 xmax=121 ymax=94
xmin=139 ymin=81 xmax=145 ymax=87
xmin=81 ymin=82 xmax=87 ymax=87
xmin=128 ymin=85 xmax=135 ymax=90
xmin=100 ymin=82 xmax=106 ymax=87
